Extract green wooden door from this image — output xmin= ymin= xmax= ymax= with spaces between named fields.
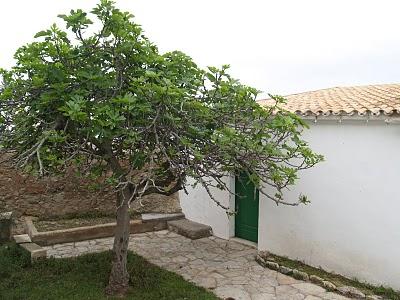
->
xmin=235 ymin=173 xmax=259 ymax=243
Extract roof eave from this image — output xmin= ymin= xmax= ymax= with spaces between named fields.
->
xmin=300 ymin=113 xmax=400 ymax=123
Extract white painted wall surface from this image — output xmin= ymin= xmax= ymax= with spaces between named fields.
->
xmin=259 ymin=120 xmax=400 ymax=289
xmin=179 ymin=176 xmax=235 ymax=239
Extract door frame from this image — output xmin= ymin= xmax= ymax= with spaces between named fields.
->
xmin=228 ymin=174 xmax=260 ymax=243
xmin=228 ymin=175 xmax=236 ymax=238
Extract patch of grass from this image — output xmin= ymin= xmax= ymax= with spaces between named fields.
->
xmin=34 ymin=211 xmax=143 ymax=231
xmin=37 ymin=211 xmax=115 ymax=221
xmin=0 ymin=243 xmax=219 ymax=300
xmin=268 ymin=253 xmax=400 ymax=300
xmin=37 ymin=210 xmax=142 ymax=222
xmin=34 ymin=216 xmax=117 ymax=232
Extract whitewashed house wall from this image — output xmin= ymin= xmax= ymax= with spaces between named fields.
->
xmin=259 ymin=119 xmax=400 ymax=290
xmin=180 ymin=119 xmax=400 ymax=290
xmin=179 ymin=176 xmax=235 ymax=239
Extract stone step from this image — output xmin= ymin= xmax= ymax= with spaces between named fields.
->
xmin=13 ymin=234 xmax=32 ymax=244
xmin=141 ymin=212 xmax=184 ymax=223
xmin=167 ymin=219 xmax=212 ymax=240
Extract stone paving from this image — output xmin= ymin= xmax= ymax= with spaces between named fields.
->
xmin=45 ymin=230 xmax=349 ymax=300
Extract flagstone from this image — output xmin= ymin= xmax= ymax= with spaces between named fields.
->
xmin=44 ymin=231 xmax=350 ymax=300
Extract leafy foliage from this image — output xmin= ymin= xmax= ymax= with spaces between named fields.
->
xmin=0 ymin=0 xmax=322 ymax=206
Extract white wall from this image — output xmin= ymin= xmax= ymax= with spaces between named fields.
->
xmin=179 ymin=176 xmax=235 ymax=239
xmin=259 ymin=120 xmax=400 ymax=289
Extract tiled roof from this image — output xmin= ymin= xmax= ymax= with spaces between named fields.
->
xmin=258 ymin=83 xmax=400 ymax=117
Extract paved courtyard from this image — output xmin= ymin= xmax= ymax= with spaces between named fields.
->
xmin=45 ymin=230 xmax=349 ymax=300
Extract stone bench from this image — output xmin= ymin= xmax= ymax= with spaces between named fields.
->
xmin=167 ymin=219 xmax=212 ymax=239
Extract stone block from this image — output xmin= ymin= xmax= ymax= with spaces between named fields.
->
xmin=265 ymin=260 xmax=279 ymax=270
xmin=13 ymin=234 xmax=32 ymax=244
xmin=337 ymin=286 xmax=365 ymax=299
xmin=309 ymin=275 xmax=324 ymax=284
xmin=20 ymin=242 xmax=47 ymax=261
xmin=167 ymin=219 xmax=212 ymax=239
xmin=141 ymin=212 xmax=184 ymax=222
xmin=255 ymin=254 xmax=266 ymax=266
xmin=322 ymin=280 xmax=336 ymax=290
xmin=292 ymin=269 xmax=309 ymax=281
xmin=0 ymin=211 xmax=13 ymax=242
xmin=279 ymin=265 xmax=293 ymax=275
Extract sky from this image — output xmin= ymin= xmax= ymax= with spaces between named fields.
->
xmin=1 ymin=0 xmax=400 ymax=98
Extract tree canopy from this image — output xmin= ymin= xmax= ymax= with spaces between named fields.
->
xmin=0 ymin=0 xmax=321 ymax=206
xmin=0 ymin=0 xmax=322 ymax=295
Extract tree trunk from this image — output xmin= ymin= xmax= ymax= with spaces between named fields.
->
xmin=106 ymin=187 xmax=132 ymax=297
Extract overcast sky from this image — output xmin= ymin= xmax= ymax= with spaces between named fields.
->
xmin=1 ymin=0 xmax=399 ymax=97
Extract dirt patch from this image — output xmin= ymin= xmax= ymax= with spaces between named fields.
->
xmin=32 ymin=210 xmax=147 ymax=232
xmin=34 ymin=217 xmax=117 ymax=232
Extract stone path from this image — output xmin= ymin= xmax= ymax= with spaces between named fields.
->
xmin=45 ymin=230 xmax=349 ymax=300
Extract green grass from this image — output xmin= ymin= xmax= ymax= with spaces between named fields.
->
xmin=37 ymin=210 xmax=141 ymax=222
xmin=0 ymin=243 xmax=219 ymax=300
xmin=36 ymin=211 xmax=116 ymax=221
xmin=269 ymin=253 xmax=400 ymax=300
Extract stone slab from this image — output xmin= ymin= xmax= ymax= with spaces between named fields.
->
xmin=141 ymin=212 xmax=184 ymax=222
xmin=13 ymin=234 xmax=32 ymax=244
xmin=26 ymin=216 xmax=170 ymax=246
xmin=167 ymin=219 xmax=212 ymax=239
xmin=20 ymin=242 xmax=47 ymax=260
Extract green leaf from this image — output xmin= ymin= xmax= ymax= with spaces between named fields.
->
xmin=34 ymin=30 xmax=51 ymax=38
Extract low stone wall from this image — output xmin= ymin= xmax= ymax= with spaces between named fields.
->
xmin=0 ymin=163 xmax=116 ymax=218
xmin=0 ymin=160 xmax=180 ymax=234
xmin=24 ymin=213 xmax=184 ymax=246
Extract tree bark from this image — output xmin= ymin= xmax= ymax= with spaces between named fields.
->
xmin=105 ymin=186 xmax=133 ymax=297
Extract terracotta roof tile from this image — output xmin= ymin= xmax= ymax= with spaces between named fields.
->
xmin=258 ymin=83 xmax=400 ymax=117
